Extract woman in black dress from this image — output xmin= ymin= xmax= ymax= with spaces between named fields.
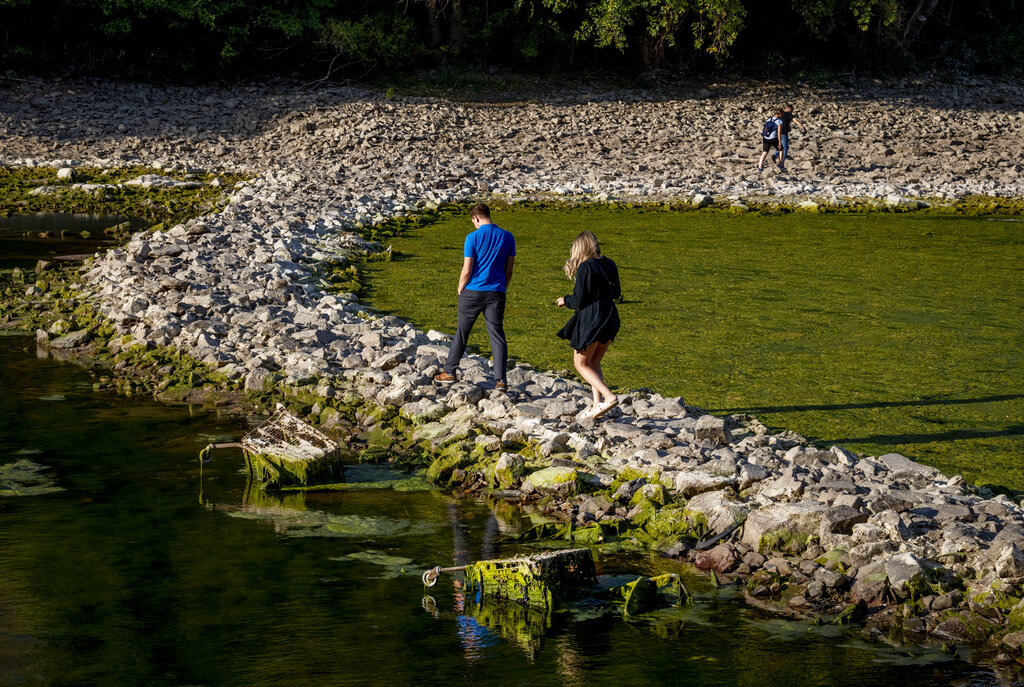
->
xmin=556 ymin=231 xmax=621 ymax=419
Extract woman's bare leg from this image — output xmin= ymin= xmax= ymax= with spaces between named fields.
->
xmin=573 ymin=342 xmax=615 ymax=407
xmin=588 ymin=343 xmax=616 ymax=404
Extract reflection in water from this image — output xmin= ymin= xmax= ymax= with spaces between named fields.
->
xmin=207 ymin=479 xmax=442 ymax=539
xmin=463 ymin=595 xmax=550 ymax=658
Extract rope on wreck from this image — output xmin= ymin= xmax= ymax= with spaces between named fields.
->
xmin=199 ymin=442 xmax=244 ymax=463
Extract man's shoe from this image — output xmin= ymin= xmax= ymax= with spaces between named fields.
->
xmin=777 ymin=164 xmax=787 ymax=172
xmin=494 ymin=381 xmax=507 ymax=392
xmin=433 ymin=371 xmax=457 ymax=383
xmin=771 ymin=152 xmax=778 ymax=161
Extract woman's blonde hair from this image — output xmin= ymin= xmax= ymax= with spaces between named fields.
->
xmin=564 ymin=231 xmax=601 ymax=279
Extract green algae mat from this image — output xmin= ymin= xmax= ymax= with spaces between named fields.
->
xmin=362 ymin=207 xmax=1024 ymax=490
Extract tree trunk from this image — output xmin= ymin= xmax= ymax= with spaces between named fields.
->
xmin=424 ymin=0 xmax=444 ymax=48
xmin=449 ymin=0 xmax=465 ymax=54
xmin=902 ymin=0 xmax=943 ymax=48
xmin=640 ymin=32 xmax=668 ymax=69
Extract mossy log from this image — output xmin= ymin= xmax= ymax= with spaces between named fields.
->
xmin=463 ymin=548 xmax=597 ymax=609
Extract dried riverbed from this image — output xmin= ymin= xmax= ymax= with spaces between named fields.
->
xmin=2 ymin=74 xmax=1024 ymax=669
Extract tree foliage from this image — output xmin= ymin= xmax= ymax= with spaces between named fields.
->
xmin=0 ymin=0 xmax=1020 ymax=78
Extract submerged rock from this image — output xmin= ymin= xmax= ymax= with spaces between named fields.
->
xmin=0 ymin=459 xmax=64 ymax=497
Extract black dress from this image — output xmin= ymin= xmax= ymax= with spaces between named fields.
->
xmin=557 ymin=256 xmax=621 ymax=352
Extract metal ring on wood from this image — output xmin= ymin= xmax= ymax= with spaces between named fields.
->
xmin=422 ymin=566 xmax=442 ymax=587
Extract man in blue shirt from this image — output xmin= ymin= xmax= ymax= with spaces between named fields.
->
xmin=434 ymin=204 xmax=516 ymax=390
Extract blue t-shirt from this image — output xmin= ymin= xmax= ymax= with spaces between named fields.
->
xmin=464 ymin=224 xmax=516 ymax=292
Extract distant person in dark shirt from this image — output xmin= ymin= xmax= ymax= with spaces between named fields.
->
xmin=556 ymin=231 xmax=620 ymax=420
xmin=773 ymin=105 xmax=806 ymax=172
xmin=757 ymin=109 xmax=785 ymax=172
xmin=434 ymin=204 xmax=516 ymax=390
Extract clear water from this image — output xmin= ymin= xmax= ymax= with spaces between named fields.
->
xmin=0 ymin=335 xmax=1019 ymax=686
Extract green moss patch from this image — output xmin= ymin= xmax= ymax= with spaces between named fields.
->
xmin=362 ymin=205 xmax=1024 ymax=490
xmin=0 ymin=165 xmax=248 ymax=225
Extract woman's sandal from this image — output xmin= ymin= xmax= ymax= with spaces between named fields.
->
xmin=592 ymin=398 xmax=619 ymax=419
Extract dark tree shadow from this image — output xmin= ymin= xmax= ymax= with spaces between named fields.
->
xmin=826 ymin=424 xmax=1024 ymax=447
xmin=710 ymin=393 xmax=1024 ymax=416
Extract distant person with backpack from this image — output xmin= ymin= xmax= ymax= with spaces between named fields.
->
xmin=773 ymin=105 xmax=806 ymax=171
xmin=757 ymin=109 xmax=785 ymax=172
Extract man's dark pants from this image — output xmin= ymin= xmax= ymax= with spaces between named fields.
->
xmin=444 ymin=289 xmax=508 ymax=382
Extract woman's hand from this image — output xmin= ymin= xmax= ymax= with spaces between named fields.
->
xmin=555 ymin=297 xmax=565 ymax=307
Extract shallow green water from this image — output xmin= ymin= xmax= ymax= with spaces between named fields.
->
xmin=363 ymin=209 xmax=1024 ymax=489
xmin=0 ymin=336 xmax=1018 ymax=686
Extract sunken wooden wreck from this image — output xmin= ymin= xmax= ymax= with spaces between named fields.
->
xmin=202 ymin=404 xmax=342 ymax=488
xmin=463 ymin=548 xmax=597 ymax=609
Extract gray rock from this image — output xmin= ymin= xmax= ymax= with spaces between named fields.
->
xmin=613 ymin=478 xmax=646 ymax=502
xmin=878 ymin=452 xmax=942 ymax=479
xmin=821 ymin=506 xmax=868 ymax=535
xmin=738 ymin=462 xmax=769 ymax=490
xmin=995 ymin=544 xmax=1024 ymax=579
xmin=49 ymin=329 xmax=92 ymax=349
xmin=694 ymin=414 xmax=731 ymax=445
xmin=244 ymin=367 xmax=272 ymax=392
xmin=884 ymin=552 xmax=933 ymax=597
xmin=673 ymin=468 xmax=736 ymax=497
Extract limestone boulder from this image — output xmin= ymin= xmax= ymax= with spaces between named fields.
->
xmin=741 ymin=501 xmax=828 ymax=554
xmin=490 ymin=452 xmax=526 ymax=489
xmin=673 ymin=468 xmax=736 ymax=497
xmin=522 ymin=466 xmax=582 ymax=498
xmin=684 ymin=489 xmax=749 ymax=536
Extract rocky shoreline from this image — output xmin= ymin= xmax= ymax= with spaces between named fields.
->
xmin=3 ymin=75 xmax=1024 ymax=662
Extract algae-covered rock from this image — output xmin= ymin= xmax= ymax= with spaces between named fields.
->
xmin=742 ymin=502 xmax=827 ymax=554
xmin=932 ymin=611 xmax=997 ymax=643
xmin=522 ymin=466 xmax=582 ymax=498
xmin=426 ymin=449 xmax=473 ymax=485
xmin=814 ymin=548 xmax=849 ymax=573
xmin=635 ymin=504 xmax=704 ymax=550
xmin=631 ymin=482 xmax=668 ymax=506
xmin=519 ymin=521 xmax=574 ymax=542
xmin=833 ymin=599 xmax=868 ymax=625
xmin=0 ymin=459 xmax=64 ymax=497
xmin=572 ymin=523 xmax=604 ymax=545
xmin=885 ymin=552 xmax=943 ymax=599
xmin=489 ymin=452 xmax=525 ymax=489
xmin=618 ymin=576 xmax=658 ymax=616
xmin=611 ymin=573 xmax=689 ymax=616
xmin=627 ymin=495 xmax=660 ymax=526
xmin=49 ymin=329 xmax=92 ymax=349
xmin=684 ymin=489 xmax=749 ymax=536
xmin=759 ymin=529 xmax=815 ymax=556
